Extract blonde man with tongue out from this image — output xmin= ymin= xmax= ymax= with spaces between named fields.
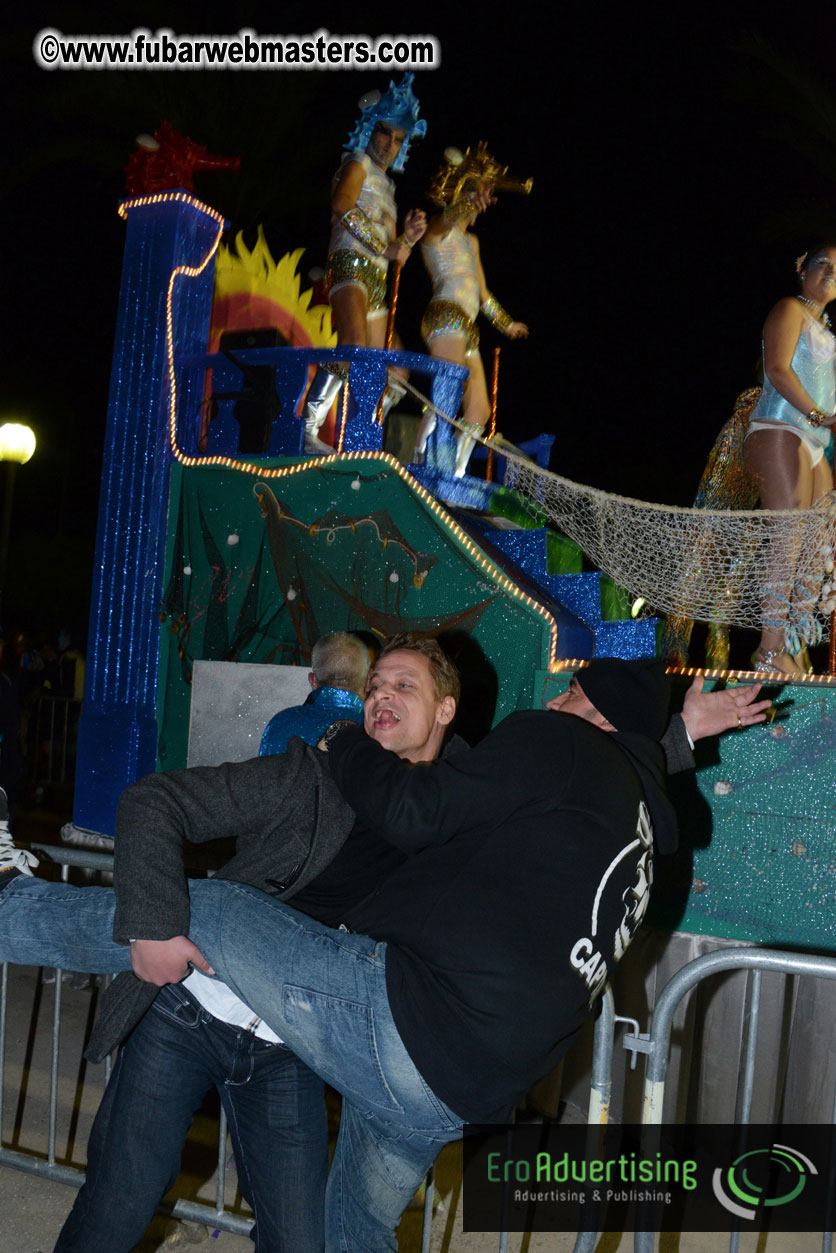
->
xmin=0 ymin=641 xmax=768 ymax=1252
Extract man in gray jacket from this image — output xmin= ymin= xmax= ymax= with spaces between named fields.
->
xmin=0 ymin=641 xmax=768 ymax=1252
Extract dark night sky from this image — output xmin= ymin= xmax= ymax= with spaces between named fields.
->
xmin=4 ymin=3 xmax=836 ymax=634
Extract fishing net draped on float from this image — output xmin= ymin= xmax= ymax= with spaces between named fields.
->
xmin=409 ymin=377 xmax=836 ymax=651
xmin=503 ymin=455 xmax=836 ymax=650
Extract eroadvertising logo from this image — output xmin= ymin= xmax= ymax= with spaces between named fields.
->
xmin=462 ymin=1125 xmax=834 ymax=1233
xmin=712 ymin=1143 xmax=817 ymax=1220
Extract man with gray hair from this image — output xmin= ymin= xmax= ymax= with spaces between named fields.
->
xmin=259 ymin=632 xmax=372 ymax=756
xmin=0 ymin=646 xmax=770 ymax=1251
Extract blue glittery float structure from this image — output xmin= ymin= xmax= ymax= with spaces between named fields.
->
xmin=69 ymin=188 xmax=661 ymax=838
xmin=73 ymin=194 xmax=222 ymax=838
xmin=67 ymin=187 xmax=836 ymax=958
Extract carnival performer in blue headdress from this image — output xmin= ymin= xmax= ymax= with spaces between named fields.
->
xmin=302 ymin=74 xmax=427 ymax=453
xmin=415 ymin=143 xmax=531 ymax=477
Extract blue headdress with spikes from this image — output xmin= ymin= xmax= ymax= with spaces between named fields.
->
xmin=345 ymin=73 xmax=426 ymax=172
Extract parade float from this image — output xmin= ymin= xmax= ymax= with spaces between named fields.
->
xmin=65 ymin=124 xmax=836 ymax=1008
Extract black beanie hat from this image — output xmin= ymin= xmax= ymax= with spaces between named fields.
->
xmin=575 ymin=658 xmax=670 ymax=741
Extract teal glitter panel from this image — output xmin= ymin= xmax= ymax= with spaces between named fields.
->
xmin=652 ymin=680 xmax=836 ymax=951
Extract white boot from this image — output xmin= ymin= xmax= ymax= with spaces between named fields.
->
xmin=379 ymin=377 xmax=407 ymax=423
xmin=302 ymin=369 xmax=344 ymax=453
xmin=413 ymin=408 xmax=437 ymax=460
xmin=454 ymin=424 xmax=482 ymax=478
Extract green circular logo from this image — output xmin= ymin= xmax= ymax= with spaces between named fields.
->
xmin=712 ymin=1143 xmax=816 ymax=1220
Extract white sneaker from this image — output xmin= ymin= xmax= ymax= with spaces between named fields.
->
xmin=0 ymin=789 xmax=39 ymax=876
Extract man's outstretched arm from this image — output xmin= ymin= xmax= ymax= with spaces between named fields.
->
xmin=327 ymin=715 xmax=571 ymax=849
xmin=681 ymin=677 xmax=770 ymax=741
xmin=662 ymin=678 xmax=771 ymax=773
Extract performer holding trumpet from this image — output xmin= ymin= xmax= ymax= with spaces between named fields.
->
xmin=415 ymin=143 xmax=532 ymax=477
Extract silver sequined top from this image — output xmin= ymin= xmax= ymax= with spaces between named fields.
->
xmin=328 ymin=152 xmax=397 ymax=274
xmin=421 ymin=226 xmax=481 ymax=321
xmin=750 ymin=313 xmax=836 ymax=450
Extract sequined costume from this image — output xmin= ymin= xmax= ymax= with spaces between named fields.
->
xmin=420 ymin=228 xmax=481 ymax=355
xmin=746 ymin=311 xmax=835 ymax=467
xmin=661 ymin=388 xmax=761 ymax=668
xmin=326 ymin=152 xmax=397 ymax=317
xmin=259 ymin=686 xmax=364 ymax=757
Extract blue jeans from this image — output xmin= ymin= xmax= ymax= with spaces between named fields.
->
xmin=0 ymin=877 xmax=464 ymax=1252
xmin=54 ymin=983 xmax=327 ymax=1252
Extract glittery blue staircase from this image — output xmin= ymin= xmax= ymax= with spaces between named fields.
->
xmin=461 ymin=518 xmax=658 ymax=660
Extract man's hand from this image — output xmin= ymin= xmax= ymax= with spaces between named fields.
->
xmin=130 ymin=936 xmax=214 ymax=986
xmin=681 ymin=677 xmax=772 ymax=743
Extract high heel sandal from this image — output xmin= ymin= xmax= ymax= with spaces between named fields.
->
xmin=750 ymin=647 xmax=798 ymax=677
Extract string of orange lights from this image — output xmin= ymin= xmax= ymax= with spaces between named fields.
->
xmin=132 ymin=192 xmax=560 ymax=670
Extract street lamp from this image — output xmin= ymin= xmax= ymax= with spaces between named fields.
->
xmin=0 ymin=421 xmax=37 ymax=616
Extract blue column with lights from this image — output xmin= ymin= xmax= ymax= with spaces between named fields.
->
xmin=72 ymin=192 xmax=223 ymax=837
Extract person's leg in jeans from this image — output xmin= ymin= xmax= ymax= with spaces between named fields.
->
xmin=55 ymin=982 xmax=328 ymax=1252
xmin=220 ymin=1031 xmax=328 ymax=1252
xmin=55 ymin=985 xmax=221 ymax=1252
xmin=184 ymin=879 xmax=464 ymax=1253
xmin=327 ymin=1099 xmax=453 ymax=1253
xmin=0 ymin=874 xmax=462 ymax=1249
xmin=0 ymin=877 xmax=130 ymax=972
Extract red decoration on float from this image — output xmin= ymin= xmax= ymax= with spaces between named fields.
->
xmin=125 ymin=121 xmax=240 ymax=195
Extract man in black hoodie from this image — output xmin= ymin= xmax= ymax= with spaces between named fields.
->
xmin=121 ymin=656 xmax=689 ymax=1251
xmin=0 ymin=649 xmax=767 ymax=1252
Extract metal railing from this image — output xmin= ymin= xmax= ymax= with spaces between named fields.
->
xmin=0 ymin=845 xmax=254 ymax=1241
xmin=632 ymin=946 xmax=836 ymax=1253
xmin=33 ymin=696 xmax=82 ymax=787
xmin=22 ymin=858 xmax=820 ymax=1251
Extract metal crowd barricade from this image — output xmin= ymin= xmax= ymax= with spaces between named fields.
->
xmin=29 ymin=695 xmax=82 ymax=788
xmin=633 ymin=946 xmax=836 ymax=1253
xmin=429 ymin=989 xmax=618 ymax=1253
xmin=568 ymin=986 xmax=618 ymax=1253
xmin=0 ymin=845 xmax=254 ymax=1241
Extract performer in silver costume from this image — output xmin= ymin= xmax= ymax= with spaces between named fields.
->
xmin=744 ymin=245 xmax=836 ymax=675
xmin=415 ymin=144 xmax=531 ymax=477
xmin=302 ymin=75 xmax=427 ymax=453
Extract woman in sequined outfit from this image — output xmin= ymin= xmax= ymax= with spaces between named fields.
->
xmin=415 ymin=163 xmax=529 ymax=477
xmin=301 ymin=76 xmax=427 ymax=453
xmin=744 ymin=246 xmax=836 ymax=675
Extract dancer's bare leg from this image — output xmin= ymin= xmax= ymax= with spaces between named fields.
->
xmin=330 ymin=285 xmax=370 ymax=348
xmin=744 ymin=429 xmax=822 ymax=673
xmin=300 ymin=285 xmax=371 ymax=452
xmin=335 ymin=292 xmax=405 ymax=416
xmin=368 ymin=317 xmax=408 ymax=414
xmin=812 ymin=456 xmax=834 ymax=504
xmin=366 ymin=313 xmax=391 ymax=351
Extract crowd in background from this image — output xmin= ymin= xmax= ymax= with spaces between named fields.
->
xmin=0 ymin=624 xmax=85 ymax=815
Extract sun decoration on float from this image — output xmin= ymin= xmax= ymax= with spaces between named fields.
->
xmin=207 ymin=228 xmax=339 ymax=442
xmin=210 ymin=227 xmax=337 ymax=352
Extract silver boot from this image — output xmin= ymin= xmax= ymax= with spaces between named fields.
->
xmin=413 ymin=408 xmax=438 ymax=460
xmin=454 ymin=424 xmax=483 ymax=478
xmin=302 ymin=368 xmax=344 ymax=453
xmin=379 ymin=377 xmax=407 ymax=423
